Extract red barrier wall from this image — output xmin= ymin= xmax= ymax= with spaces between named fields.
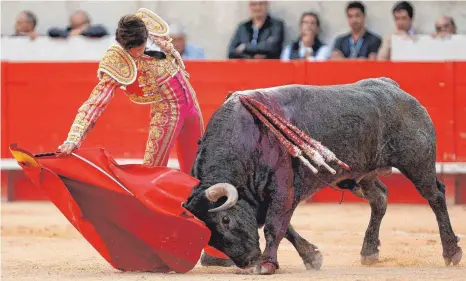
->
xmin=454 ymin=62 xmax=466 ymax=161
xmin=2 ymin=61 xmax=466 ymax=203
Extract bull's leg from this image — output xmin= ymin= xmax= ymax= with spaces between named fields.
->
xmin=401 ymin=168 xmax=462 ymax=266
xmin=359 ymin=178 xmax=388 ymax=265
xmin=253 ymin=159 xmax=295 ymax=275
xmin=285 ymin=224 xmax=323 ymax=270
xmin=391 ymin=131 xmax=462 ymax=266
xmin=253 ymin=208 xmax=295 ymax=275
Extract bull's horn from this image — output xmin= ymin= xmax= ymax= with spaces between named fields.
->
xmin=205 ymin=183 xmax=238 ymax=213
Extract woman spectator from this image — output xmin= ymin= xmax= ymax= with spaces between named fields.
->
xmin=281 ymin=12 xmax=330 ymax=61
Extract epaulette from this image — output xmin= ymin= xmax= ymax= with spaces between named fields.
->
xmin=97 ymin=44 xmax=137 ymax=85
xmin=135 ymin=8 xmax=169 ymax=36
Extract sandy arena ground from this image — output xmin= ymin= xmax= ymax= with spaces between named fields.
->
xmin=1 ymin=201 xmax=465 ymax=281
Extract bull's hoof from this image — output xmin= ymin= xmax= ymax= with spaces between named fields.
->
xmin=253 ymin=262 xmax=277 ymax=275
xmin=361 ymin=252 xmax=379 ymax=266
xmin=200 ymin=252 xmax=235 ymax=267
xmin=444 ymin=247 xmax=463 ymax=266
xmin=304 ymin=250 xmax=323 ymax=270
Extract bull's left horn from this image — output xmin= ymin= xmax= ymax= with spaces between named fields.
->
xmin=205 ymin=183 xmax=238 ymax=213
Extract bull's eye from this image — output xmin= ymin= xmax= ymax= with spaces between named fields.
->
xmin=222 ymin=216 xmax=230 ymax=225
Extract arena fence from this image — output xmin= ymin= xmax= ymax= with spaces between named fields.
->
xmin=2 ymin=60 xmax=466 ymax=204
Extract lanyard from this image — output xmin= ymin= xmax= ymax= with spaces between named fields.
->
xmin=349 ymin=37 xmax=364 ymax=58
xmin=251 ymin=27 xmax=259 ymax=45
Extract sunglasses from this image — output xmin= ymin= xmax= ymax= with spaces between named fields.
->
xmin=436 ymin=23 xmax=451 ymax=31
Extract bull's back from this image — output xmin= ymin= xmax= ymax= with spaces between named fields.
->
xmin=266 ymin=77 xmax=429 ymax=132
xmin=227 ymin=77 xmax=434 ymax=168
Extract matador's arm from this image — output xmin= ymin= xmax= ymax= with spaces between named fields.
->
xmin=134 ymin=8 xmax=190 ymax=78
xmin=64 ymin=73 xmax=120 ymax=147
xmin=63 ymin=43 xmax=137 ymax=147
xmin=151 ymin=35 xmax=189 ymax=77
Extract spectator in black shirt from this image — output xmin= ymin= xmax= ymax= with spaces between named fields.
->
xmin=48 ymin=10 xmax=108 ymax=39
xmin=228 ymin=0 xmax=285 ymax=59
xmin=331 ymin=1 xmax=381 ymax=60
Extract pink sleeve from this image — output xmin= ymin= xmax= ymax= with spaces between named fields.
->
xmin=64 ymin=74 xmax=119 ymax=147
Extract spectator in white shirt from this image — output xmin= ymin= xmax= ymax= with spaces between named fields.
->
xmin=377 ymin=1 xmax=416 ymax=60
xmin=281 ymin=12 xmax=330 ymax=61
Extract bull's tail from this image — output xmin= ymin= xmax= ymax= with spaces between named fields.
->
xmin=239 ymin=95 xmax=350 ymax=175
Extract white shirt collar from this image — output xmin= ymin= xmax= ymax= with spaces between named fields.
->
xmin=298 ymin=40 xmax=313 ymax=57
xmin=145 ymin=37 xmax=162 ymax=51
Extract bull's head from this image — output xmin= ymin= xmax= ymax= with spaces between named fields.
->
xmin=183 ymin=183 xmax=261 ymax=268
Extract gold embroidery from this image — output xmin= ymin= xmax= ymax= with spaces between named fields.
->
xmin=142 ymin=84 xmax=159 ymax=94
xmin=135 ymin=8 xmax=169 ymax=36
xmin=155 ymin=104 xmax=179 ymax=165
xmin=124 ymin=55 xmax=180 ymax=104
xmin=67 ymin=134 xmax=81 ymax=144
xmin=143 ymin=141 xmax=157 ymax=165
xmin=126 ymin=93 xmax=163 ymax=104
xmin=65 ymin=73 xmax=118 ymax=146
xmin=73 ymin=119 xmax=91 ymax=127
xmin=143 ymin=83 xmax=181 ymax=166
xmin=138 ymin=75 xmax=147 ymax=86
xmin=138 ymin=55 xmax=179 ymax=83
xmin=98 ymin=45 xmax=137 ymax=85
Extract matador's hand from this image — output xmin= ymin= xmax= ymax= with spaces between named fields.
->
xmin=57 ymin=143 xmax=77 ymax=157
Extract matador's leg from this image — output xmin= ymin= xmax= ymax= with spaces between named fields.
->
xmin=175 ymin=75 xmax=205 ymax=173
xmin=176 ymin=110 xmax=204 ymax=174
xmin=143 ymin=100 xmax=183 ymax=167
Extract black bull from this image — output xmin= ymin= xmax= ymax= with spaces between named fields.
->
xmin=183 ymin=77 xmax=462 ymax=274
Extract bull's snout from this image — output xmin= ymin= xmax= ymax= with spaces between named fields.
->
xmin=236 ymin=251 xmax=261 ymax=269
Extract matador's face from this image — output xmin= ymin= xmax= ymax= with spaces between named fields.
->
xmin=127 ymin=44 xmax=146 ymax=59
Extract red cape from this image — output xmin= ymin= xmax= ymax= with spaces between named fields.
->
xmin=9 ymin=144 xmax=212 ymax=273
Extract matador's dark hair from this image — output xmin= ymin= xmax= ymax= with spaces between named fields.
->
xmin=115 ymin=14 xmax=148 ymax=50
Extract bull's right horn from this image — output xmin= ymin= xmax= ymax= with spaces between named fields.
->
xmin=205 ymin=183 xmax=238 ymax=213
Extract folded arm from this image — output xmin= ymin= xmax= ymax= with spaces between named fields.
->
xmin=242 ymin=21 xmax=285 ymax=57
xmin=228 ymin=26 xmax=254 ymax=59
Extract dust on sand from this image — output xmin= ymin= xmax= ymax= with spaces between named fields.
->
xmin=2 ymin=202 xmax=465 ymax=281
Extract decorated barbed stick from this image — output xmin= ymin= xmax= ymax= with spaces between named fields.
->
xmin=240 ymin=97 xmax=319 ymax=174
xmin=242 ymin=97 xmax=336 ymax=174
xmin=244 ymin=96 xmax=350 ymax=171
xmin=245 ymin=96 xmax=339 ymax=161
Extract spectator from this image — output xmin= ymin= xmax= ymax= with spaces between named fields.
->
xmin=331 ymin=1 xmax=381 ymax=60
xmin=432 ymin=16 xmax=457 ymax=38
xmin=228 ymin=0 xmax=285 ymax=59
xmin=14 ymin=11 xmax=38 ymax=40
xmin=281 ymin=12 xmax=331 ymax=61
xmin=48 ymin=10 xmax=108 ymax=38
xmin=168 ymin=23 xmax=205 ymax=60
xmin=378 ymin=1 xmax=416 ymax=60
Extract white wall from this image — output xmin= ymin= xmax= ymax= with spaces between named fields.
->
xmin=3 ymin=34 xmax=466 ymax=62
xmin=2 ymin=1 xmax=466 ymax=59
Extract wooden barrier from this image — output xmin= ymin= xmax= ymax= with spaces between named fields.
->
xmin=1 ymin=60 xmax=466 ymax=203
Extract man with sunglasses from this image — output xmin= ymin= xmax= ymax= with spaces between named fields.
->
xmin=432 ymin=16 xmax=457 ymax=38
